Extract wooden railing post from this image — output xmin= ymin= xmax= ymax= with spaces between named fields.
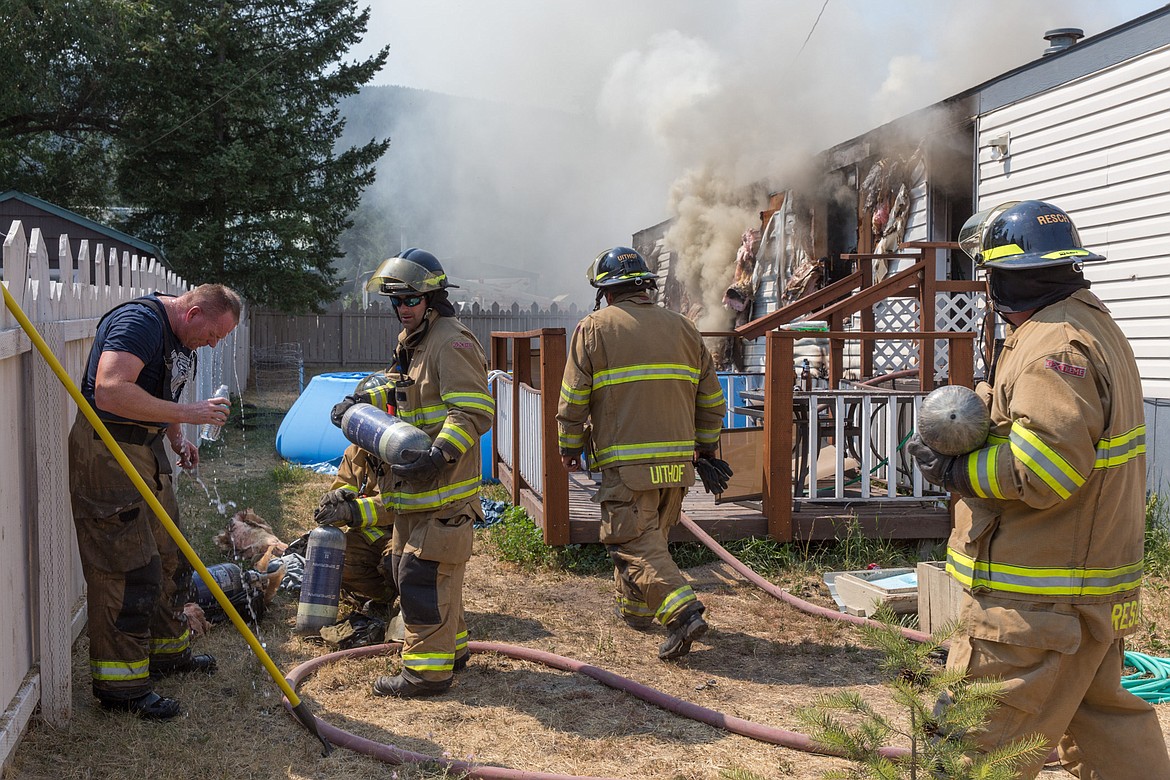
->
xmin=539 ymin=329 xmax=568 ymax=544
xmin=763 ymin=331 xmax=794 ymax=542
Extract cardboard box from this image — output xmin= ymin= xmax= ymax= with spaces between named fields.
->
xmin=917 ymin=561 xmax=964 ymax=636
xmin=831 ymin=567 xmax=919 ymax=617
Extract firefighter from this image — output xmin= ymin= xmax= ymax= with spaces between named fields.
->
xmin=908 ymin=200 xmax=1170 ymax=777
xmin=333 ymin=248 xmax=493 ymax=698
xmin=69 ymin=284 xmax=241 ymax=719
xmin=557 ymin=246 xmax=728 ymax=660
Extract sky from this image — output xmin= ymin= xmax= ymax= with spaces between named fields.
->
xmin=344 ymin=0 xmax=1169 ymax=309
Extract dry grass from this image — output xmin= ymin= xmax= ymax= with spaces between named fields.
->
xmin=8 ymin=379 xmax=1170 ymax=780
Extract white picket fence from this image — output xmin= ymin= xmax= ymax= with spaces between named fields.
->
xmin=0 ymin=219 xmax=249 ymax=770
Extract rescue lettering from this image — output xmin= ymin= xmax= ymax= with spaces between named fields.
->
xmin=1112 ymin=599 xmax=1141 ymax=631
xmin=1044 ymin=358 xmax=1086 ymax=378
xmin=1036 ymin=212 xmax=1071 ymax=225
xmin=649 ymin=464 xmax=687 ymax=484
xmin=451 ymin=340 xmax=474 ymax=349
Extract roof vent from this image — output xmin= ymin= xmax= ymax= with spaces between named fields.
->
xmin=1043 ymin=28 xmax=1084 ymax=56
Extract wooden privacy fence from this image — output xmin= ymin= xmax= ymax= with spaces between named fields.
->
xmin=0 ymin=219 xmax=249 ymax=768
xmin=250 ymin=300 xmax=584 ymax=369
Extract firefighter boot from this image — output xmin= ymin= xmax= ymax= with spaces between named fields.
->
xmin=98 ymin=691 xmax=183 ymax=721
xmin=151 ymin=653 xmax=218 ymax=679
xmin=658 ymin=606 xmax=708 ymax=661
xmin=372 ymin=672 xmax=451 ymax=698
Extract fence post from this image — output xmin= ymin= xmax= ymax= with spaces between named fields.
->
xmin=25 ymin=229 xmax=73 ymax=726
xmin=538 ymin=329 xmax=568 ymax=545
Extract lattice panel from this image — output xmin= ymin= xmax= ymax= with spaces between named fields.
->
xmin=867 ymin=292 xmax=988 ymax=382
xmin=935 ymin=291 xmax=989 ymax=380
xmin=874 ymin=298 xmax=920 ymax=375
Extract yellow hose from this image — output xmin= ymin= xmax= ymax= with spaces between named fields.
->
xmin=2 ymin=283 xmax=329 ymax=751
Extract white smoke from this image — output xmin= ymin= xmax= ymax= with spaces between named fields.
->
xmin=349 ymin=0 xmax=1163 ymax=310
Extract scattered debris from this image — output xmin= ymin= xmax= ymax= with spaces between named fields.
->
xmin=214 ymin=508 xmax=288 ymax=564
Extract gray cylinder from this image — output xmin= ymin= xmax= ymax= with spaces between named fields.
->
xmin=295 ymin=524 xmax=347 ymax=635
xmin=341 ymin=402 xmax=431 ymax=465
xmin=918 ymin=384 xmax=990 ymax=456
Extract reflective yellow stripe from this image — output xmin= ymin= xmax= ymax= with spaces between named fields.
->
xmin=150 ymin=629 xmax=191 ymax=656
xmin=359 ymin=525 xmax=387 ymax=543
xmin=617 ymin=596 xmax=655 ymax=618
xmin=365 ymin=385 xmax=392 ymax=408
xmin=560 ymin=381 xmax=590 ymax=405
xmin=947 ymin=547 xmax=1143 ymax=597
xmin=695 ymin=426 xmax=721 ymax=445
xmin=398 ymin=403 xmax=447 ymax=427
xmin=962 ymin=443 xmax=1006 ymax=499
xmin=353 ymin=496 xmax=381 ymax=529
xmin=403 ymin=651 xmax=454 ymax=673
xmin=594 ymin=363 xmax=700 ymax=390
xmin=558 ymin=430 xmax=585 ymax=450
xmin=982 ymin=243 xmax=1025 ymax=261
xmin=697 ymin=390 xmax=725 ymax=408
xmin=455 ymin=630 xmax=468 ymax=653
xmin=1010 ymin=421 xmax=1083 ymax=500
xmin=91 ymin=658 xmax=150 ymax=681
xmin=1095 ymin=425 xmax=1146 ymax=469
xmin=592 ymin=440 xmax=695 ymax=469
xmin=386 ymin=475 xmax=481 ymax=511
xmin=436 ymin=422 xmax=474 ymax=453
xmin=441 ymin=390 xmax=494 ymax=415
xmin=656 ymin=585 xmax=698 ymax=624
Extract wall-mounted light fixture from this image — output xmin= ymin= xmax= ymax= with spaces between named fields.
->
xmin=985 ymin=132 xmax=1011 ymax=159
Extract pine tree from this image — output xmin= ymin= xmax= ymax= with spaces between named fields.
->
xmin=114 ymin=0 xmax=389 ymax=311
xmin=795 ymin=617 xmax=1048 ymax=779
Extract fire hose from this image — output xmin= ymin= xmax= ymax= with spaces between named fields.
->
xmin=278 ymin=510 xmax=933 ymax=777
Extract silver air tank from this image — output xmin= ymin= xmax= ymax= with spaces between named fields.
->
xmin=295 ymin=524 xmax=347 ymax=635
xmin=340 ymin=402 xmax=431 ymax=465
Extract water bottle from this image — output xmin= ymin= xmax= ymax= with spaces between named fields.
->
xmin=201 ymin=384 xmax=231 ymax=441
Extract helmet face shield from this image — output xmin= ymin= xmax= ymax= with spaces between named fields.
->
xmin=365 ymin=248 xmax=458 ymax=296
xmin=959 ymin=202 xmax=1019 ymax=262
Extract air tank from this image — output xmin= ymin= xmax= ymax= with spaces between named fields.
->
xmin=340 ymin=402 xmax=431 ymax=465
xmin=295 ymin=524 xmax=347 ymax=635
xmin=917 ymin=384 xmax=990 ymax=456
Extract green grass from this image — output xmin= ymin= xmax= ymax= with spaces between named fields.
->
xmin=1146 ymin=491 xmax=1170 ymax=578
xmin=479 ymin=500 xmax=919 ymax=580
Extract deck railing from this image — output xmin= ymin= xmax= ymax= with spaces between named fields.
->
xmin=488 ymin=328 xmax=569 ymax=544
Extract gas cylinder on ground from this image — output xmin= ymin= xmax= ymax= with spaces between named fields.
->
xmin=340 ymin=402 xmax=431 ymax=466
xmin=191 ymin=562 xmax=266 ymax=622
xmin=295 ymin=524 xmax=347 ymax=635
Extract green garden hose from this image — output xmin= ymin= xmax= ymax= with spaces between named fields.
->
xmin=1122 ymin=651 xmax=1170 ymax=703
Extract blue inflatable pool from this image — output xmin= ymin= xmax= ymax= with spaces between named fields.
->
xmin=277 ymin=371 xmax=499 ymax=481
xmin=276 ymin=372 xmax=367 ymax=466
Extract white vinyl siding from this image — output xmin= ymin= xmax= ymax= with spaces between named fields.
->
xmin=974 ymin=43 xmax=1170 ymax=400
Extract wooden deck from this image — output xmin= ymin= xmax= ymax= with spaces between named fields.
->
xmin=560 ymin=471 xmax=950 ymax=545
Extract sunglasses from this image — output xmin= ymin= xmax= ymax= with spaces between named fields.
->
xmin=389 ymin=294 xmax=425 ymax=308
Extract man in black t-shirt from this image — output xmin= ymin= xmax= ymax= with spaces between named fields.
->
xmin=69 ymin=283 xmax=241 ymax=720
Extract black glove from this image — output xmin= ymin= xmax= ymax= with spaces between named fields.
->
xmin=906 ymin=433 xmax=973 ymax=496
xmin=694 ymin=452 xmax=734 ymax=494
xmin=314 ymin=488 xmax=357 ymax=526
xmin=390 ymin=446 xmax=450 ymax=484
xmin=330 ymin=394 xmax=362 ymax=428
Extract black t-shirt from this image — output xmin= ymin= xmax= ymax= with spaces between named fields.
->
xmin=81 ymin=294 xmax=195 ymax=425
